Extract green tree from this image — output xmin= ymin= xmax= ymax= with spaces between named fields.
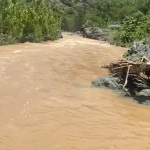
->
xmin=0 ymin=0 xmax=61 ymax=45
xmin=112 ymin=11 xmax=150 ymax=46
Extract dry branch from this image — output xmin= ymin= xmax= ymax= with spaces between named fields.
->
xmin=101 ymin=56 xmax=150 ymax=91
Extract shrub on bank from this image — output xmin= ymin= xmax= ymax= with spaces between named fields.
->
xmin=110 ymin=11 xmax=150 ymax=47
xmin=0 ymin=0 xmax=61 ymax=45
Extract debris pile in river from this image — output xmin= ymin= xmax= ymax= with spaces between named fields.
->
xmin=102 ymin=56 xmax=150 ymax=90
xmin=92 ymin=42 xmax=150 ymax=104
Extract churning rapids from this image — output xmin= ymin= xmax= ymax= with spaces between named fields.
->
xmin=0 ymin=33 xmax=150 ymax=150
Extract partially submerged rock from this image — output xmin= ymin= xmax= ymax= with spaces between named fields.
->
xmin=137 ymin=89 xmax=150 ymax=97
xmin=82 ymin=27 xmax=108 ymax=40
xmin=124 ymin=42 xmax=150 ymax=61
xmin=81 ymin=20 xmax=108 ymax=40
xmin=92 ymin=75 xmax=150 ymax=104
xmin=92 ymin=76 xmax=123 ymax=90
xmin=92 ymin=76 xmax=131 ymax=97
xmin=134 ymin=89 xmax=150 ymax=104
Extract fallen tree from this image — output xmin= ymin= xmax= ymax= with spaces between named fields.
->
xmin=102 ymin=56 xmax=150 ymax=91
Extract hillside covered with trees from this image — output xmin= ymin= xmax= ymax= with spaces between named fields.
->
xmin=1 ymin=0 xmax=150 ymax=46
xmin=48 ymin=0 xmax=150 ymax=47
xmin=49 ymin=0 xmax=150 ymax=31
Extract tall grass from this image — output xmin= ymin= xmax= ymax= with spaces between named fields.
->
xmin=0 ymin=0 xmax=61 ymax=45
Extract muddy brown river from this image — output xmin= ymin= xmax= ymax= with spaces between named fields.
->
xmin=0 ymin=33 xmax=150 ymax=150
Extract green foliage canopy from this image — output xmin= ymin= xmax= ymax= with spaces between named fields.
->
xmin=112 ymin=11 xmax=150 ymax=47
xmin=0 ymin=0 xmax=61 ymax=45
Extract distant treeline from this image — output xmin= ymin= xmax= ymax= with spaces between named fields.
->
xmin=1 ymin=0 xmax=150 ymax=46
xmin=49 ymin=0 xmax=150 ymax=31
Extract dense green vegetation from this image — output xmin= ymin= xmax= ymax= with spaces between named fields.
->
xmin=49 ymin=0 xmax=150 ymax=30
xmin=1 ymin=0 xmax=150 ymax=46
xmin=49 ymin=0 xmax=150 ymax=47
xmin=0 ymin=0 xmax=61 ymax=45
xmin=110 ymin=11 xmax=150 ymax=47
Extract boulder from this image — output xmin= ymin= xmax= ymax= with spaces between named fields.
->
xmin=81 ymin=20 xmax=108 ymax=40
xmin=92 ymin=76 xmax=123 ymax=90
xmin=134 ymin=89 xmax=150 ymax=104
xmin=92 ymin=76 xmax=131 ymax=97
xmin=92 ymin=75 xmax=150 ymax=103
xmin=124 ymin=42 xmax=150 ymax=61
xmin=82 ymin=27 xmax=108 ymax=40
xmin=137 ymin=89 xmax=150 ymax=97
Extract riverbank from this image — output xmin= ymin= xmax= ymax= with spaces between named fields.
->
xmin=92 ymin=42 xmax=150 ymax=105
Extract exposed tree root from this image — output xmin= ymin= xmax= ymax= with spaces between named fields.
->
xmin=101 ymin=56 xmax=150 ymax=91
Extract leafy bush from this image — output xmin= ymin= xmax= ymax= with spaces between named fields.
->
xmin=0 ymin=0 xmax=61 ymax=45
xmin=112 ymin=11 xmax=150 ymax=47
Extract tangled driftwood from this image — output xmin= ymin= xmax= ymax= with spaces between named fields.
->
xmin=102 ymin=56 xmax=150 ymax=91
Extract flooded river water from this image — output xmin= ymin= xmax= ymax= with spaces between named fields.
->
xmin=0 ymin=33 xmax=150 ymax=150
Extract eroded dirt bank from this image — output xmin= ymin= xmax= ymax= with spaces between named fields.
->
xmin=0 ymin=33 xmax=150 ymax=150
